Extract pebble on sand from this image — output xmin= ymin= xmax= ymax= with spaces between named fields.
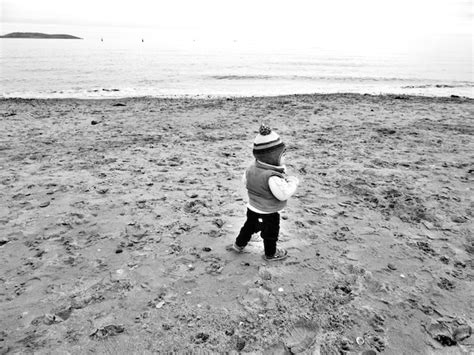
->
xmin=235 ymin=336 xmax=246 ymax=351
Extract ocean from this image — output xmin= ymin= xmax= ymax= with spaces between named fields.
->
xmin=1 ymin=35 xmax=472 ymax=99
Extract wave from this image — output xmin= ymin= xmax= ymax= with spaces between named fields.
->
xmin=2 ymin=81 xmax=473 ymax=99
xmin=210 ymin=74 xmax=473 ymax=87
xmin=211 ymin=74 xmax=405 ymax=81
xmin=212 ymin=75 xmax=275 ymax=80
xmin=402 ymin=83 xmax=474 ymax=89
xmin=48 ymin=88 xmax=121 ymax=94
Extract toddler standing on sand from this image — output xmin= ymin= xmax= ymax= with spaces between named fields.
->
xmin=233 ymin=124 xmax=299 ymax=261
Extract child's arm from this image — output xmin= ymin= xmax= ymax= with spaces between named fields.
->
xmin=268 ymin=175 xmax=299 ymax=201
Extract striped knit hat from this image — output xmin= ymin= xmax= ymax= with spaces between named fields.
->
xmin=253 ymin=124 xmax=286 ymax=165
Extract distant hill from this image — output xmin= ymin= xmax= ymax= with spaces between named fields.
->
xmin=0 ymin=32 xmax=82 ymax=39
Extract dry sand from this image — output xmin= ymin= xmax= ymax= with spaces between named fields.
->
xmin=0 ymin=93 xmax=473 ymax=354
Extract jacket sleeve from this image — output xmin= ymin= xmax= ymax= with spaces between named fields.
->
xmin=268 ymin=175 xmax=299 ymax=201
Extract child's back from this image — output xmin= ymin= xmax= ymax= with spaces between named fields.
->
xmin=233 ymin=124 xmax=299 ymax=261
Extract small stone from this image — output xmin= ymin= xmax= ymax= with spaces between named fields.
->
xmin=387 ymin=263 xmax=397 ymax=270
xmin=43 ymin=313 xmax=57 ymax=325
xmin=39 ymin=201 xmax=50 ymax=208
xmin=439 ymin=256 xmax=450 ymax=264
xmin=422 ymin=221 xmax=435 ymax=230
xmin=202 ymin=247 xmax=212 ymax=252
xmin=259 ymin=269 xmax=272 ymax=280
xmin=213 ymin=218 xmax=225 ymax=228
xmin=340 ymin=337 xmax=351 ymax=350
xmin=91 ymin=120 xmax=100 ymax=125
xmin=0 ymin=238 xmax=9 ymax=246
xmin=451 ymin=215 xmax=468 ymax=223
xmin=54 ymin=306 xmax=72 ymax=321
xmin=115 ymin=248 xmax=123 ymax=254
xmin=278 ymin=287 xmax=284 ymax=292
xmin=35 ymin=249 xmax=45 ymax=258
xmin=140 ymin=283 xmax=151 ymax=290
xmin=155 ymin=301 xmax=165 ymax=309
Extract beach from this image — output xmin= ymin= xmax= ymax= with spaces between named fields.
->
xmin=0 ymin=93 xmax=473 ymax=353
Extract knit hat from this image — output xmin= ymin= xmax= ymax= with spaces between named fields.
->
xmin=253 ymin=123 xmax=286 ymax=166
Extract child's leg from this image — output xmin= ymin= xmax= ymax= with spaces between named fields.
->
xmin=261 ymin=212 xmax=280 ymax=257
xmin=235 ymin=209 xmax=259 ymax=247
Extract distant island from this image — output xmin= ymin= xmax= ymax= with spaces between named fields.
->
xmin=0 ymin=32 xmax=82 ymax=39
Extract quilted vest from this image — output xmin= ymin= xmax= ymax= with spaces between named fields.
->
xmin=246 ymin=160 xmax=287 ymax=213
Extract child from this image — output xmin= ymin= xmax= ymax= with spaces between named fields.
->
xmin=233 ymin=123 xmax=299 ymax=261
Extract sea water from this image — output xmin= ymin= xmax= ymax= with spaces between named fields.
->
xmin=1 ymin=34 xmax=472 ymax=99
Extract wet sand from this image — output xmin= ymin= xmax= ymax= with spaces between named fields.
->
xmin=0 ymin=94 xmax=473 ymax=354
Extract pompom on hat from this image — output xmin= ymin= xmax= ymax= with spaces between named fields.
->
xmin=253 ymin=123 xmax=286 ymax=166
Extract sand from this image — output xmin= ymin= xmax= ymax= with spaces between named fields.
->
xmin=0 ymin=93 xmax=473 ymax=354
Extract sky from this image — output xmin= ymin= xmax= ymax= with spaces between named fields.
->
xmin=0 ymin=0 xmax=472 ymax=51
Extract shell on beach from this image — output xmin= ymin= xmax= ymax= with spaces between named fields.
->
xmin=453 ymin=324 xmax=472 ymax=343
xmin=284 ymin=319 xmax=320 ymax=354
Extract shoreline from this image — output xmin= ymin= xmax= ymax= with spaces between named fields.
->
xmin=0 ymin=93 xmax=472 ymax=353
xmin=2 ymin=91 xmax=473 ymax=102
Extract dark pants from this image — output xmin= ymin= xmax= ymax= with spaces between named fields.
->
xmin=235 ymin=208 xmax=280 ymax=257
